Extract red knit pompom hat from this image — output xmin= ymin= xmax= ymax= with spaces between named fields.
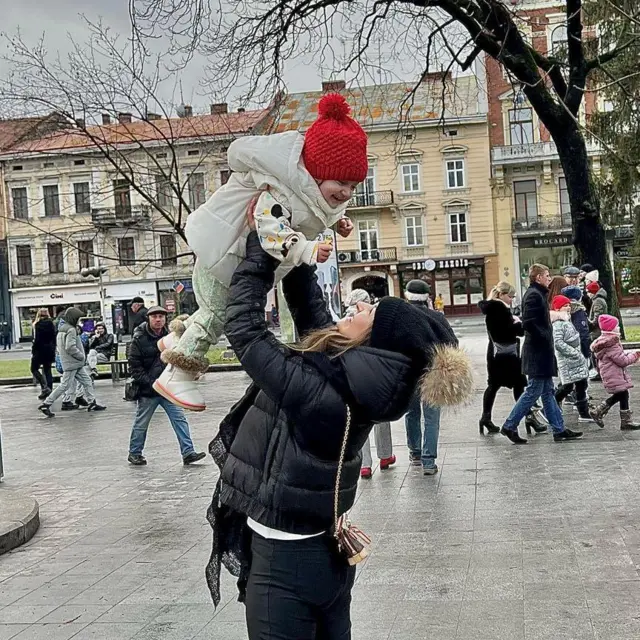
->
xmin=302 ymin=93 xmax=368 ymax=183
xmin=551 ymin=295 xmax=572 ymax=311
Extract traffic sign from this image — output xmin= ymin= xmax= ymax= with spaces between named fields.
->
xmin=174 ymin=281 xmax=185 ymax=294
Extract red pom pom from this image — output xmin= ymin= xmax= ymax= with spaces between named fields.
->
xmin=318 ymin=93 xmax=350 ymax=121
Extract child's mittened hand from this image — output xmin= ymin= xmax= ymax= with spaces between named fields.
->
xmin=337 ymin=217 xmax=354 ymax=238
xmin=316 ymin=243 xmax=333 ymax=263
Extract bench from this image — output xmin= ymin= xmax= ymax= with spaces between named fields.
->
xmin=110 ymin=360 xmax=129 ymax=382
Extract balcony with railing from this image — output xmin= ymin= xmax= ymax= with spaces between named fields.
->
xmin=91 ymin=204 xmax=152 ymax=228
xmin=337 ymin=247 xmax=397 ymax=264
xmin=12 ymin=272 xmax=87 ymax=288
xmin=492 ymin=140 xmax=601 ymax=165
xmin=512 ymin=214 xmax=572 ymax=235
xmin=347 ymin=190 xmax=394 ymax=209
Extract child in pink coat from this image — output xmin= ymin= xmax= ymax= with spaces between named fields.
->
xmin=591 ymin=314 xmax=640 ymax=430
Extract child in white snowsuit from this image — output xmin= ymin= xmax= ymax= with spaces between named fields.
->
xmin=153 ymin=94 xmax=368 ymax=411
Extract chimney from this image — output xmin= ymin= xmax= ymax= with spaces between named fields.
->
xmin=118 ymin=112 xmax=132 ymax=124
xmin=420 ymin=70 xmax=452 ymax=83
xmin=145 ymin=111 xmax=161 ymax=121
xmin=101 ymin=113 xmax=111 ymax=125
xmin=237 ymin=107 xmax=246 ymax=113
xmin=75 ymin=118 xmax=85 ymax=128
xmin=210 ymin=103 xmax=228 ymax=115
xmin=322 ymin=79 xmax=346 ymax=92
xmin=183 ymin=105 xmax=193 ymax=117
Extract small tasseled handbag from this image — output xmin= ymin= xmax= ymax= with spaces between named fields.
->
xmin=332 ymin=405 xmax=372 ymax=566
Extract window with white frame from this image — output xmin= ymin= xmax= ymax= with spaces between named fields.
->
xmin=43 ymin=184 xmax=60 ymax=217
xmin=509 ymin=108 xmax=534 ymax=145
xmin=354 ymin=167 xmax=376 ymax=206
xmin=11 ymin=187 xmax=28 ymax=219
xmin=401 ymin=163 xmax=420 ymax=193
xmin=16 ymin=245 xmax=32 ymax=276
xmin=405 ymin=215 xmax=424 ymax=246
xmin=514 ymin=180 xmax=538 ymax=224
xmin=550 ymin=24 xmax=568 ymax=56
xmin=445 ymin=159 xmax=465 ymax=189
xmin=558 ymin=176 xmax=571 ymax=223
xmin=188 ymin=172 xmax=206 ymax=210
xmin=73 ymin=182 xmax=91 ymax=214
xmin=448 ymin=210 xmax=468 ymax=244
xmin=47 ymin=243 xmax=64 ymax=274
xmin=358 ymin=219 xmax=379 ymax=260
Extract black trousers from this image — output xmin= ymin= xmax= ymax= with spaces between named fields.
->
xmin=482 ymin=378 xmax=526 ymax=416
xmin=606 ymin=390 xmax=630 ymax=411
xmin=245 ymin=532 xmax=356 ymax=640
xmin=556 ymin=379 xmax=588 ymax=406
xmin=30 ymin=357 xmax=53 ymax=391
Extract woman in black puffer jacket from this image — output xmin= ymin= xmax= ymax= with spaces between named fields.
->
xmin=206 ymin=233 xmax=473 ymax=639
xmin=478 ymin=282 xmax=546 ymax=436
xmin=31 ymin=308 xmax=57 ymax=399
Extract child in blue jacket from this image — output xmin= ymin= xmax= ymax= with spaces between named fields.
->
xmin=562 ymin=285 xmax=590 ymax=358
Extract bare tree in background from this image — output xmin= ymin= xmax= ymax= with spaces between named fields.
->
xmin=130 ymin=0 xmax=640 ymax=304
xmin=0 ymin=19 xmax=257 ymax=274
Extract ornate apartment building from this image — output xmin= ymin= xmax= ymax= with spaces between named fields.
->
xmin=0 ymin=106 xmax=268 ymax=340
xmin=274 ymin=73 xmax=497 ymax=316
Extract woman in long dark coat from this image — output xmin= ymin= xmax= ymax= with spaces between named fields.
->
xmin=31 ymin=308 xmax=57 ymax=399
xmin=478 ymin=282 xmax=546 ymax=435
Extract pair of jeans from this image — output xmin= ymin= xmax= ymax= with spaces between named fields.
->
xmin=44 ymin=367 xmax=95 ymax=406
xmin=30 ymin=357 xmax=53 ymax=391
xmin=606 ymin=390 xmax=630 ymax=411
xmin=404 ymin=393 xmax=440 ymax=469
xmin=245 ymin=532 xmax=356 ymax=640
xmin=129 ymin=395 xmax=196 ymax=457
xmin=360 ymin=422 xmax=392 ymax=469
xmin=503 ymin=376 xmax=565 ymax=434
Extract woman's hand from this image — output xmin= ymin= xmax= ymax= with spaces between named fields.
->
xmin=316 ymin=243 xmax=333 ymax=263
xmin=337 ymin=217 xmax=354 ymax=238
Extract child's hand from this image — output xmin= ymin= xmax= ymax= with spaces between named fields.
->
xmin=337 ymin=217 xmax=354 ymax=238
xmin=316 ymin=243 xmax=333 ymax=263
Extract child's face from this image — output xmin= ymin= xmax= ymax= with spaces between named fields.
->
xmin=318 ymin=180 xmax=359 ymax=209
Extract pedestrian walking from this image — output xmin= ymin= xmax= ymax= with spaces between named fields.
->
xmin=1 ymin=321 xmax=11 ymax=350
xmin=403 ymin=279 xmax=447 ymax=475
xmin=129 ymin=297 xmax=149 ymax=333
xmin=478 ymin=282 xmax=546 ymax=435
xmin=561 ymin=286 xmax=590 ymax=359
xmin=31 ymin=308 xmax=56 ymax=400
xmin=500 ymin=264 xmax=583 ymax=444
xmin=550 ymin=296 xmax=595 ymax=424
xmin=127 ymin=306 xmax=206 ymax=466
xmin=38 ymin=308 xmax=106 ymax=417
xmin=360 ymin=422 xmax=395 ymax=479
xmin=587 ymin=280 xmax=608 ymax=340
xmin=434 ymin=293 xmax=445 ymax=313
xmin=205 ymin=232 xmax=473 ymax=634
xmin=591 ymin=315 xmax=640 ymax=430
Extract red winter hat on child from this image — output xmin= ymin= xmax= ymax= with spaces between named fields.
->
xmin=586 ymin=281 xmax=600 ymax=294
xmin=551 ymin=295 xmax=572 ymax=311
xmin=302 ymin=93 xmax=368 ymax=183
xmin=598 ymin=314 xmax=619 ymax=333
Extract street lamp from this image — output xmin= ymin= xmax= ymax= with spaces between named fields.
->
xmin=80 ymin=266 xmax=109 ymax=321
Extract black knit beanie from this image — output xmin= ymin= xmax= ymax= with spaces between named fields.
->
xmin=370 ymin=297 xmax=457 ymax=371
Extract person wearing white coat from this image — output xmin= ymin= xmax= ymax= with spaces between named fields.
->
xmin=152 ymin=93 xmax=368 ymax=411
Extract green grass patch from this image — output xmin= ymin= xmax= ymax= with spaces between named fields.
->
xmin=623 ymin=326 xmax=640 ymax=342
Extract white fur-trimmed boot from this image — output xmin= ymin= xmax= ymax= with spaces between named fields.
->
xmin=157 ymin=315 xmax=188 ymax=352
xmin=152 ymin=350 xmax=209 ymax=412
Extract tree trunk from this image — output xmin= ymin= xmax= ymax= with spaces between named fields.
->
xmin=553 ymin=124 xmax=615 ymax=308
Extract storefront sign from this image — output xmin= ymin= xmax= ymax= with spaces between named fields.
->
xmin=11 ymin=285 xmax=100 ymax=307
xmin=519 ymin=235 xmax=572 ymax=248
xmin=164 ymin=299 xmax=176 ymax=313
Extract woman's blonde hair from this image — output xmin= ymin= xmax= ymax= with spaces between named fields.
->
xmin=291 ymin=325 xmax=372 ymax=357
xmin=489 ymin=281 xmax=516 ymax=300
xmin=33 ymin=307 xmax=49 ymax=326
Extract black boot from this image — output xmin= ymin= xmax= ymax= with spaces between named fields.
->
xmin=38 ymin=387 xmax=52 ymax=401
xmin=525 ymin=412 xmax=547 ymax=434
xmin=553 ymin=428 xmax=583 ymax=442
xmin=87 ymin=401 xmax=106 ymax=412
xmin=75 ymin=396 xmax=89 ymax=407
xmin=479 ymin=413 xmax=500 ymax=434
xmin=38 ymin=404 xmax=55 ymax=418
xmin=500 ymin=427 xmax=527 ymax=444
xmin=620 ymin=410 xmax=640 ymax=431
xmin=128 ymin=454 xmax=147 ymax=466
xmin=183 ymin=451 xmax=206 ymax=465
xmin=60 ymin=401 xmax=78 ymax=411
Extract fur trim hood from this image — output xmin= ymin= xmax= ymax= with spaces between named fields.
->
xmin=420 ymin=344 xmax=474 ymax=407
xmin=550 ymin=310 xmax=570 ymax=323
xmin=591 ymin=332 xmax=620 ymax=354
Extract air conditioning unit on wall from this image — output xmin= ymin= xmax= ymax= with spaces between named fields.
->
xmin=338 ymin=252 xmax=351 ymax=263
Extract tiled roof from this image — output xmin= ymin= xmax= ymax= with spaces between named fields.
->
xmin=0 ymin=116 xmax=59 ymax=151
xmin=272 ymin=75 xmax=485 ymax=133
xmin=1 ymin=109 xmax=270 ymax=156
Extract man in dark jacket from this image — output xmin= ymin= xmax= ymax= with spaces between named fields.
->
xmin=87 ymin=322 xmax=115 ymax=373
xmin=127 ymin=306 xmax=205 ymax=466
xmin=403 ymin=279 xmax=442 ymax=475
xmin=129 ymin=297 xmax=148 ymax=333
xmin=501 ymin=264 xmax=582 ymax=444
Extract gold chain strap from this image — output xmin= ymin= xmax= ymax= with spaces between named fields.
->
xmin=333 ymin=405 xmax=351 ymax=533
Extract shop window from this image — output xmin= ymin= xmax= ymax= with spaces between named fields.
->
xmin=73 ymin=182 xmax=91 ymax=214
xmin=353 ymin=168 xmax=376 ymax=206
xmin=449 ymin=211 xmax=468 ymax=244
xmin=113 ymin=179 xmax=132 ymax=219
xmin=401 ymin=163 xmax=420 ymax=193
xmin=188 ymin=172 xmax=206 ymax=210
xmin=11 ymin=187 xmax=28 ymax=219
xmin=160 ymin=235 xmax=177 ymax=266
xmin=358 ymin=220 xmax=379 ymax=260
xmin=47 ymin=243 xmax=64 ymax=274
xmin=43 ymin=184 xmax=60 ymax=217
xmin=118 ymin=237 xmax=136 ymax=265
xmin=509 ymin=107 xmax=534 ymax=145
xmin=405 ymin=215 xmax=424 ymax=246
xmin=78 ymin=240 xmax=94 ymax=270
xmin=16 ymin=245 xmax=32 ymax=276
xmin=558 ymin=177 xmax=571 ymax=224
xmin=445 ymin=159 xmax=465 ymax=189
xmin=514 ymin=180 xmax=538 ymax=224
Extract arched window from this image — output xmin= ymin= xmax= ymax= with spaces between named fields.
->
xmin=551 ymin=24 xmax=568 ymax=56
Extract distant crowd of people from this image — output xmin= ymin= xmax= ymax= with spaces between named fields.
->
xmin=478 ymin=262 xmax=639 ymax=443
